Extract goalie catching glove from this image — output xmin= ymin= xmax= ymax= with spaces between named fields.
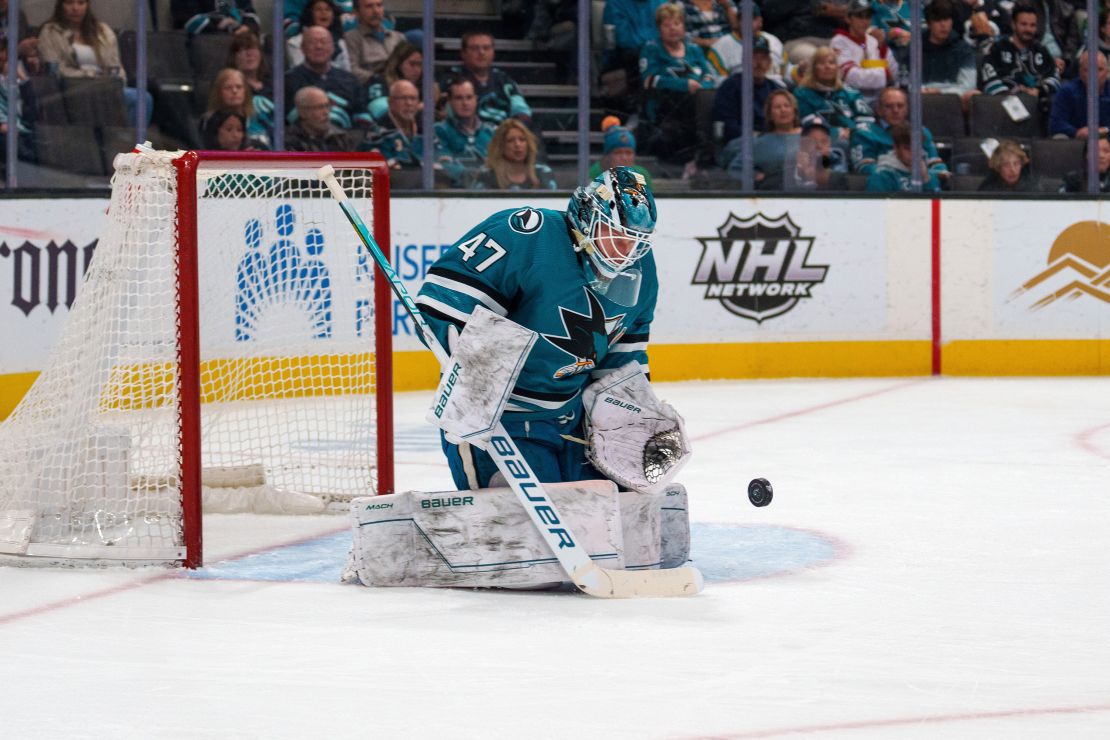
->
xmin=581 ymin=363 xmax=691 ymax=493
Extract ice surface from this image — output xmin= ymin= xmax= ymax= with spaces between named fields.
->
xmin=2 ymin=377 xmax=1109 ymax=739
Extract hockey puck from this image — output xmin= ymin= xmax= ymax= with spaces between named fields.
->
xmin=747 ymin=477 xmax=773 ymax=507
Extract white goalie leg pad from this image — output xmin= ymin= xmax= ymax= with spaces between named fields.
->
xmin=427 ymin=305 xmax=537 ymax=445
xmin=582 ymin=362 xmax=692 ymax=493
xmin=617 ymin=490 xmax=663 ymax=570
xmin=346 ymin=480 xmax=644 ymax=588
xmin=659 ymin=483 xmax=691 ymax=569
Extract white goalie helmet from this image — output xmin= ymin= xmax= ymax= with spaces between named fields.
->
xmin=567 ymin=167 xmax=658 ymax=286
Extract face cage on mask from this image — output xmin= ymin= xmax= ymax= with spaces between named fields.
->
xmin=584 ymin=206 xmax=653 ymax=282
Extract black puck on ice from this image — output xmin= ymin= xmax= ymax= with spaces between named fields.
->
xmin=747 ymin=477 xmax=773 ymax=507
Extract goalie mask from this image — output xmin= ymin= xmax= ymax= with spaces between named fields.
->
xmin=567 ymin=167 xmax=657 ymax=303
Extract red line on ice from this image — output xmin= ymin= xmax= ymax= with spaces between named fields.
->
xmin=1075 ymin=422 xmax=1110 ymax=461
xmin=684 ymin=702 xmax=1110 ymax=739
xmin=691 ymin=378 xmax=926 ymax=443
xmin=0 ymin=572 xmax=173 ymax=627
xmin=0 ymin=526 xmax=349 ymax=626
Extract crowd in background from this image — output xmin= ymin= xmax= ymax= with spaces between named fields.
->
xmin=0 ymin=0 xmax=1108 ymax=193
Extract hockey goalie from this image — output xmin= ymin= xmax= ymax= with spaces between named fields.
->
xmin=342 ymin=168 xmax=694 ymax=591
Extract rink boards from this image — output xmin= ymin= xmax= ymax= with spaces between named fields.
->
xmin=1 ymin=195 xmax=1108 ymax=415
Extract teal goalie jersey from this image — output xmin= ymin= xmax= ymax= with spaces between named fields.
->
xmin=415 ymin=206 xmax=658 ymax=421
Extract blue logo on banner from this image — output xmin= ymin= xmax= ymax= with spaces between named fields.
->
xmin=235 ymin=204 xmax=333 ymax=341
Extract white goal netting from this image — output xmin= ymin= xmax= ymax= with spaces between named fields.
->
xmin=0 ymin=151 xmax=388 ymax=565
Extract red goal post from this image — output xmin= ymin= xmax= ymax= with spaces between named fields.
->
xmin=0 ymin=150 xmax=394 ymax=569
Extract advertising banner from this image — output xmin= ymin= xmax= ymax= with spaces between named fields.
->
xmin=941 ymin=200 xmax=1110 ymax=373
xmin=945 ymin=200 xmax=1110 ymax=338
xmin=0 ymin=200 xmax=106 ymax=373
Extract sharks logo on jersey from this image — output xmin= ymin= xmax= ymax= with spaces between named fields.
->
xmin=542 ymin=288 xmax=626 ymax=378
xmin=508 ymin=207 xmax=544 ymax=234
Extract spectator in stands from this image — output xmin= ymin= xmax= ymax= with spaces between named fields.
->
xmin=978 ymin=139 xmax=1041 ymax=191
xmin=713 ymin=35 xmax=784 ymax=151
xmin=0 ymin=0 xmax=37 ymax=70
xmin=589 ymin=115 xmax=654 ymax=186
xmin=870 ymin=0 xmax=913 ymax=49
xmin=1038 ymin=0 xmax=1080 ymax=72
xmin=435 ymin=77 xmax=496 ymax=188
xmin=174 ymin=0 xmax=260 ymax=36
xmin=1049 ymin=50 xmax=1110 ymax=138
xmin=345 ymin=0 xmax=405 ymax=86
xmin=1061 ymin=134 xmax=1110 ymax=191
xmin=733 ymin=88 xmax=802 ymax=189
xmin=449 ymin=31 xmax=533 ymax=126
xmin=367 ymin=42 xmax=435 ymax=126
xmin=794 ymin=46 xmax=874 ymax=150
xmin=285 ymin=85 xmax=355 ymax=151
xmin=706 ymin=3 xmax=787 ymax=85
xmin=865 ymin=123 xmax=942 ymax=191
xmin=202 ymin=68 xmax=270 ymax=149
xmin=761 ymin=0 xmax=846 ymax=50
xmin=226 ymin=32 xmax=273 ymax=139
xmin=1078 ymin=9 xmax=1110 ymax=65
xmin=979 ymin=3 xmax=1060 ymax=98
xmin=361 ymin=78 xmax=423 ymax=169
xmin=0 ymin=40 xmax=33 ymax=164
xmin=286 ymin=26 xmax=368 ymax=130
xmin=851 ymin=87 xmax=948 ymax=182
xmin=830 ymin=0 xmax=898 ymax=105
xmin=525 ymin=0 xmax=578 ymax=82
xmin=287 ymin=0 xmax=353 ymax=71
xmin=601 ymin=0 xmax=666 ymax=94
xmin=38 ymin=0 xmax=152 ymax=125
xmin=922 ymin=0 xmax=979 ymax=105
xmin=200 ymin=110 xmax=253 ymax=150
xmin=785 ymin=114 xmax=849 ymax=190
xmin=473 ymin=118 xmax=557 ymax=190
xmin=684 ymin=0 xmax=737 ymax=49
xmin=640 ymin=3 xmax=717 ymax=172
xmin=285 ymin=0 xmax=354 ymax=38
xmin=954 ymin=0 xmax=1011 ymax=52
xmin=17 ymin=36 xmax=40 ymax=77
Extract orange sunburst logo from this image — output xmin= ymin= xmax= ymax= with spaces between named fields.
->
xmin=1010 ymin=221 xmax=1110 ymax=309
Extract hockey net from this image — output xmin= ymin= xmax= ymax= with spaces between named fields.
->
xmin=0 ymin=150 xmax=393 ymax=567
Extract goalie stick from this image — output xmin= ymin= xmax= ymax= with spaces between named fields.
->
xmin=318 ymin=165 xmax=702 ymax=598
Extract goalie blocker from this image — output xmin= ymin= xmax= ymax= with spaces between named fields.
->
xmin=344 ymin=480 xmax=690 ymax=588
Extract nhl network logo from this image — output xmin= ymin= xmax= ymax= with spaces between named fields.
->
xmin=693 ymin=212 xmax=829 ymax=323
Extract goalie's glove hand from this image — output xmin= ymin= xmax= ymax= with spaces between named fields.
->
xmin=581 ymin=362 xmax=691 ymax=494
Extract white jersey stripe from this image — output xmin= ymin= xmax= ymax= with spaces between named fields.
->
xmin=611 ymin=341 xmax=648 ymax=353
xmin=421 ymin=274 xmax=508 ymax=315
xmin=415 ymin=295 xmax=472 ymax=324
xmin=507 ymin=392 xmax=579 ymax=410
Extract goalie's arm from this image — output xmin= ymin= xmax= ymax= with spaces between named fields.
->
xmin=596 ymin=327 xmax=651 ymax=379
xmin=414 ymin=219 xmax=520 ymax=355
